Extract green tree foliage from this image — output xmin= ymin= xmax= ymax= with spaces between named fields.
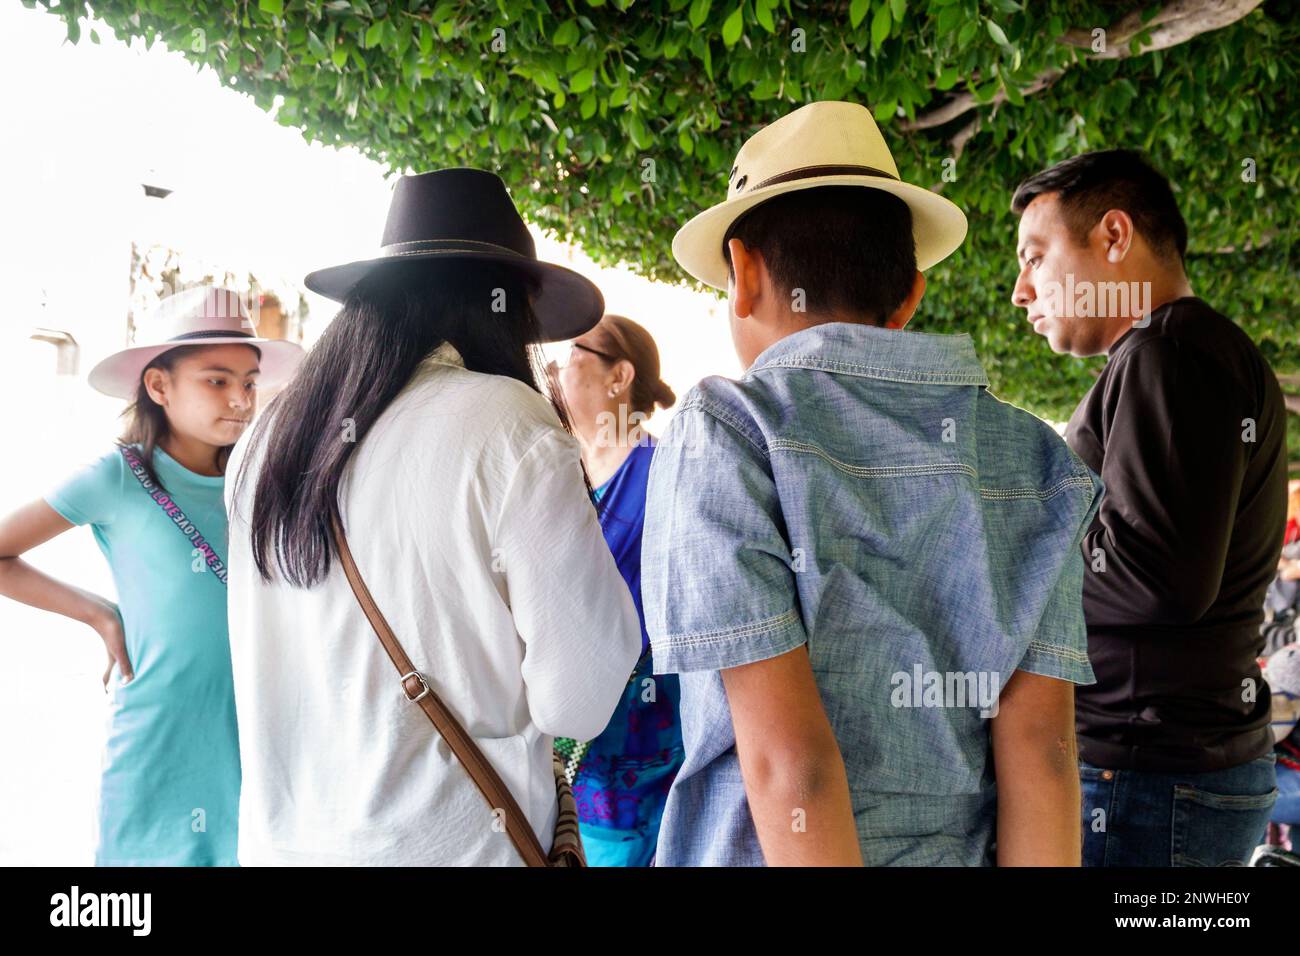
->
xmin=32 ymin=0 xmax=1299 ymax=456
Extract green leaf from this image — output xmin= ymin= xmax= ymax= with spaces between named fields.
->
xmin=365 ymin=21 xmax=383 ymax=49
xmin=957 ymin=19 xmax=979 ymax=48
xmin=755 ymin=0 xmax=775 ymax=33
xmin=935 ymin=65 xmax=958 ymax=90
xmin=872 ymin=99 xmax=896 ymax=122
xmin=571 ymin=68 xmax=595 ymax=93
xmin=849 ymin=0 xmax=869 ymax=30
xmin=936 ymin=6 xmax=961 ymax=36
xmin=722 ymin=5 xmax=743 ymax=46
xmin=890 ymin=0 xmax=906 ymax=22
xmin=580 ymin=93 xmax=597 ymax=119
xmin=678 ymin=129 xmax=694 ymax=155
xmin=332 ymin=44 xmax=349 ymax=70
xmin=870 ymin=2 xmax=891 ymax=49
xmin=627 ymin=114 xmax=652 ymax=149
xmin=307 ymin=30 xmax=328 ymax=60
xmin=258 ymin=0 xmax=284 ymax=15
xmin=553 ymin=19 xmax=580 ymax=47
xmin=986 ymin=20 xmax=1009 ymax=49
xmin=689 ymin=0 xmax=711 ymax=29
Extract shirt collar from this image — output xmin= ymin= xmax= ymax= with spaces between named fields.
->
xmin=747 ymin=321 xmax=989 ymax=387
xmin=418 ymin=341 xmax=465 ymax=370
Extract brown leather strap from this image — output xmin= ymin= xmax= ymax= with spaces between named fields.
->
xmin=329 ymin=512 xmax=550 ymax=867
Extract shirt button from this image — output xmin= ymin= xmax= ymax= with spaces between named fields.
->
xmin=1101 ymin=770 xmax=1114 ymax=781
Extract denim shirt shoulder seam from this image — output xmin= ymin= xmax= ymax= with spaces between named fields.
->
xmin=750 ymin=356 xmax=989 ymax=387
xmin=978 ymin=474 xmax=1097 ymax=501
xmin=679 ymin=393 xmax=770 ymax=462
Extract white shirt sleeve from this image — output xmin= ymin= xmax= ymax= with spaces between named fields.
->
xmin=493 ymin=426 xmax=641 ymax=741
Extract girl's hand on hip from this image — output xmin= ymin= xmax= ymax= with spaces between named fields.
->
xmin=93 ymin=603 xmax=133 ymax=690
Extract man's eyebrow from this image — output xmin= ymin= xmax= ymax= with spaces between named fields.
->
xmin=1016 ymin=234 xmax=1043 ymax=261
xmin=199 ymin=366 xmax=261 ymax=375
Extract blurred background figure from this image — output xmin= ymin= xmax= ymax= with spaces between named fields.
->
xmin=1256 ymin=481 xmax=1300 ymax=863
xmin=549 ymin=314 xmax=685 ymax=867
xmin=1262 ymin=479 xmax=1300 ymax=657
xmin=245 ymin=292 xmax=305 ymax=407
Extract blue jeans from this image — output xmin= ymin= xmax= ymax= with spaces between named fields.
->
xmin=1080 ymin=755 xmax=1277 ymax=866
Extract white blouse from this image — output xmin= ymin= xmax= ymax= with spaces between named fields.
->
xmin=224 ymin=343 xmax=641 ymax=865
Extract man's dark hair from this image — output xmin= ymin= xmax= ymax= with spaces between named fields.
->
xmin=723 ymin=185 xmax=917 ymax=325
xmin=1010 ymin=149 xmax=1188 ymax=261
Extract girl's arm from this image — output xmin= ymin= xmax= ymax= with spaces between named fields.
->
xmin=0 ymin=499 xmax=133 ymax=688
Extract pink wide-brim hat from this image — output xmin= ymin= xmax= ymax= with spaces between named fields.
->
xmin=88 ymin=286 xmax=305 ymax=400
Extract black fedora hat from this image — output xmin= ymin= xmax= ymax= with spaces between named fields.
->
xmin=304 ymin=168 xmax=604 ymax=342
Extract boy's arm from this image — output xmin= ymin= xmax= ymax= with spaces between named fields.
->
xmin=643 ymin=398 xmax=861 ymax=865
xmin=991 ymin=465 xmax=1100 ymax=866
xmin=722 ymin=645 xmax=863 ymax=866
xmin=991 ymin=668 xmax=1081 ymax=866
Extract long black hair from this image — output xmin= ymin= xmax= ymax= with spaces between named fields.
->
xmin=118 ymin=343 xmax=261 ymax=493
xmin=236 ymin=258 xmax=587 ymax=588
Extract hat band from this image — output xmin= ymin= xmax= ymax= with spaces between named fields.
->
xmin=168 ymin=329 xmax=255 ymax=341
xmin=379 ymin=238 xmax=531 ymax=260
xmin=748 ymin=163 xmax=898 ymax=192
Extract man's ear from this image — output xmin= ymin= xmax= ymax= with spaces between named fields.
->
xmin=728 ymin=237 xmax=762 ymax=320
xmin=142 ymin=367 xmax=169 ymax=406
xmin=883 ymin=270 xmax=926 ymax=330
xmin=1095 ymin=209 xmax=1135 ymax=263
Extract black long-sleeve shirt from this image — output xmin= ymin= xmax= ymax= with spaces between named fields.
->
xmin=1065 ymin=296 xmax=1288 ymax=772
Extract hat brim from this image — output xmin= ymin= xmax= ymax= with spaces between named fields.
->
xmin=88 ymin=338 xmax=306 ymax=400
xmin=304 ymin=250 xmax=605 ymax=343
xmin=672 ymin=175 xmax=969 ymax=290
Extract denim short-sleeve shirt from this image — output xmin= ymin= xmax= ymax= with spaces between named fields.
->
xmin=642 ymin=321 xmax=1102 ymax=866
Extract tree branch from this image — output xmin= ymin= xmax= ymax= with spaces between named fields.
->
xmin=900 ymin=0 xmax=1264 ymax=133
xmin=933 ymin=113 xmax=982 ymax=192
xmin=1060 ymin=0 xmax=1265 ymax=60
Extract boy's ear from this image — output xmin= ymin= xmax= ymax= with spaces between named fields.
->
xmin=728 ymin=237 xmax=761 ymax=320
xmin=883 ymin=270 xmax=926 ymax=330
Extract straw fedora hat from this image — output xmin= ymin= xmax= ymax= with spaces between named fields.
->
xmin=304 ymin=168 xmax=604 ymax=342
xmin=672 ymin=100 xmax=968 ymax=289
xmin=88 ymin=286 xmax=304 ymax=399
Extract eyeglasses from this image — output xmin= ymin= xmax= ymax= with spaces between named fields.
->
xmin=575 ymin=342 xmax=618 ymax=361
xmin=554 ymin=341 xmax=617 ymax=367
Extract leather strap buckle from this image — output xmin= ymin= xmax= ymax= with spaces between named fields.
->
xmin=400 ymin=671 xmax=431 ymax=702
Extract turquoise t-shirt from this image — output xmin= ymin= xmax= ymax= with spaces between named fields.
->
xmin=45 ymin=444 xmax=240 ymax=866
